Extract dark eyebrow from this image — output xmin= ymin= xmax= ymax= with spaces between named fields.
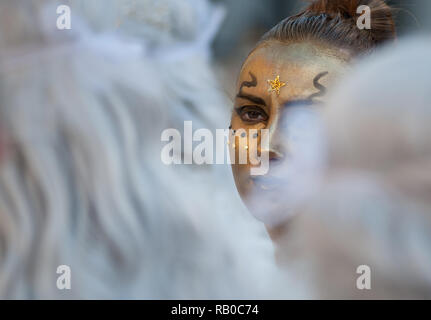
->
xmin=236 ymin=93 xmax=266 ymax=106
xmin=236 ymin=71 xmax=266 ymax=106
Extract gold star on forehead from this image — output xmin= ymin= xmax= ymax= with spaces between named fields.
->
xmin=267 ymin=75 xmax=286 ymax=95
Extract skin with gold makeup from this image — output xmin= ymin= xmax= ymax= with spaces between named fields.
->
xmin=230 ymin=0 xmax=397 ymax=242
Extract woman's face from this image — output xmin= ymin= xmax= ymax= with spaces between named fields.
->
xmin=230 ymin=41 xmax=349 ymax=229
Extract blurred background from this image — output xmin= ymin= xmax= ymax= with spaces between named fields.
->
xmin=211 ymin=0 xmax=431 ymax=98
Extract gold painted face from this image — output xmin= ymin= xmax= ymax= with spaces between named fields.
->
xmin=231 ymin=41 xmax=349 ymax=231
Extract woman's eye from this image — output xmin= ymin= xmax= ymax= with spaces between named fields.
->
xmin=238 ymin=106 xmax=268 ymax=123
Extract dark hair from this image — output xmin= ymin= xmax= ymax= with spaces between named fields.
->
xmin=259 ymin=0 xmax=396 ymax=56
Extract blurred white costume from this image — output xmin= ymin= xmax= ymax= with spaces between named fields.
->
xmin=0 ymin=0 xmax=283 ymax=299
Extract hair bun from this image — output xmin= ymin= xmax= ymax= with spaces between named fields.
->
xmin=305 ymin=0 xmax=396 ymax=44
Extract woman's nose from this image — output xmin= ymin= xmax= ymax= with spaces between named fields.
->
xmin=269 ymin=149 xmax=284 ymax=161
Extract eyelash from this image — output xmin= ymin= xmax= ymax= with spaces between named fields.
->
xmin=237 ymin=106 xmax=269 ymax=124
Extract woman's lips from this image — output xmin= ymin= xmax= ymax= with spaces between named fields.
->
xmin=250 ymin=175 xmax=287 ymax=192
